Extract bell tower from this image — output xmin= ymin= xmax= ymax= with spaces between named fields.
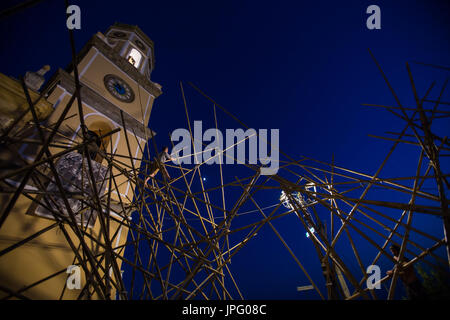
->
xmin=0 ymin=23 xmax=162 ymax=299
xmin=43 ymin=23 xmax=162 ymax=205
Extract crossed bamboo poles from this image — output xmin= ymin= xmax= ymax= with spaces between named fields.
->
xmin=0 ymin=7 xmax=448 ymax=298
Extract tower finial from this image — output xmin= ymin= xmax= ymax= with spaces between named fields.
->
xmin=24 ymin=65 xmax=51 ymax=91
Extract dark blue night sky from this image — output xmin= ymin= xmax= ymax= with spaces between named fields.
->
xmin=1 ymin=0 xmax=449 ymax=299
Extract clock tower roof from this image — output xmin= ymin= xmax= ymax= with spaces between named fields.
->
xmin=107 ymin=23 xmax=155 ymax=49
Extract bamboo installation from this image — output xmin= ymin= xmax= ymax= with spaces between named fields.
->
xmin=0 ymin=3 xmax=448 ymax=300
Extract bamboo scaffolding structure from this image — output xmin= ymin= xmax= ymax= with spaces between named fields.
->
xmin=0 ymin=5 xmax=448 ymax=300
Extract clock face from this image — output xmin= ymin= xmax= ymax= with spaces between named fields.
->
xmin=103 ymin=74 xmax=135 ymax=103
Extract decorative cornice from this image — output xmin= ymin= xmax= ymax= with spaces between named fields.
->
xmin=109 ymin=23 xmax=155 ymax=49
xmin=53 ymin=68 xmax=156 ymax=140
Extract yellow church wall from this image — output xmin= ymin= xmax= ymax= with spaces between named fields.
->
xmin=0 ymin=86 xmax=144 ymax=299
xmin=0 ymin=189 xmax=129 ymax=299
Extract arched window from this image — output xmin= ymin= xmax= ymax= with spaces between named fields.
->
xmin=126 ymin=48 xmax=142 ymax=68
